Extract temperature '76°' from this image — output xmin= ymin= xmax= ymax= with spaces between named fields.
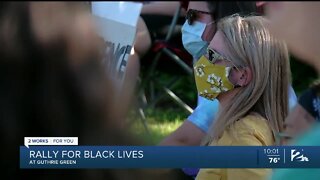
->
xmin=269 ymin=157 xmax=280 ymax=163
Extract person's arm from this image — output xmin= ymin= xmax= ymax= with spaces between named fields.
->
xmin=159 ymin=120 xmax=206 ymax=146
xmin=141 ymin=1 xmax=186 ymax=16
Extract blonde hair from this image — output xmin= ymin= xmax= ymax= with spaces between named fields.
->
xmin=203 ymin=14 xmax=290 ymax=144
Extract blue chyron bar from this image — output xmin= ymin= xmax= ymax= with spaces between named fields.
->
xmin=20 ymin=146 xmax=320 ymax=169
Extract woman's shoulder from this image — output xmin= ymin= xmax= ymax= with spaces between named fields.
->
xmin=234 ymin=113 xmax=270 ymax=132
xmin=230 ymin=113 xmax=274 ymax=146
xmin=213 ymin=113 xmax=274 ymax=146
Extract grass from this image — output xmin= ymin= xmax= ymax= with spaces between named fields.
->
xmin=130 ymin=119 xmax=182 ymax=145
xmin=128 ymin=108 xmax=188 ymax=145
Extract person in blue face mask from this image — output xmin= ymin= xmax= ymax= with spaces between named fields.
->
xmin=181 ymin=10 xmax=214 ymax=61
xmin=160 ymin=1 xmax=219 ymax=147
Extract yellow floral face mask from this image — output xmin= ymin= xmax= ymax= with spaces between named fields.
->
xmin=193 ymin=55 xmax=235 ymax=100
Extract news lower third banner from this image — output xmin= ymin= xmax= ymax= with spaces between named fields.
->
xmin=20 ymin=138 xmax=320 ymax=169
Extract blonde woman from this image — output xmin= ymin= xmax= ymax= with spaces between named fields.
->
xmin=193 ymin=14 xmax=290 ymax=180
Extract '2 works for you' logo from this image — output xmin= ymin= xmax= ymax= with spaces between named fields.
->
xmin=291 ymin=149 xmax=309 ymax=162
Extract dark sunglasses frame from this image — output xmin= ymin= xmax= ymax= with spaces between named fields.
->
xmin=186 ymin=9 xmax=211 ymax=25
xmin=207 ymin=48 xmax=228 ymax=64
xmin=206 ymin=48 xmax=240 ymax=71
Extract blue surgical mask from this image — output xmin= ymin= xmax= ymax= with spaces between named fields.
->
xmin=181 ymin=20 xmax=211 ymax=61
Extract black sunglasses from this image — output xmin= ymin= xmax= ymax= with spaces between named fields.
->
xmin=206 ymin=48 xmax=240 ymax=71
xmin=207 ymin=48 xmax=228 ymax=63
xmin=186 ymin=9 xmax=211 ymax=25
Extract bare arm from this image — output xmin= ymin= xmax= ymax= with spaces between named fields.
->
xmin=159 ymin=120 xmax=206 ymax=146
xmin=141 ymin=1 xmax=186 ymax=16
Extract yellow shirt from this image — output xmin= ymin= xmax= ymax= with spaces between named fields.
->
xmin=196 ymin=114 xmax=274 ymax=180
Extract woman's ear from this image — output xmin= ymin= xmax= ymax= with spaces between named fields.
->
xmin=238 ymin=67 xmax=252 ymax=86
